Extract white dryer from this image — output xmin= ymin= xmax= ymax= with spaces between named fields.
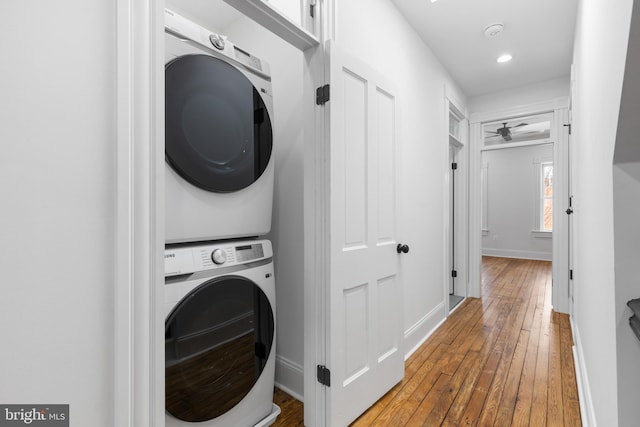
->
xmin=164 ymin=239 xmax=280 ymax=427
xmin=164 ymin=9 xmax=274 ymax=244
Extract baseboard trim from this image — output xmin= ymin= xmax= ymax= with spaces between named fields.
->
xmin=275 ymin=354 xmax=304 ymax=402
xmin=571 ymin=316 xmax=597 ymax=427
xmin=482 ymin=248 xmax=552 ymax=261
xmin=404 ymin=302 xmax=446 ymax=361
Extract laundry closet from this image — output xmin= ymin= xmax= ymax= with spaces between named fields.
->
xmin=161 ymin=1 xmax=307 ymax=425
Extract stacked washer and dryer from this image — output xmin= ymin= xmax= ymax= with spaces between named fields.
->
xmin=163 ymin=9 xmax=280 ymax=427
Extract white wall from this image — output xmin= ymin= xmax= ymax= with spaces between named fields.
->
xmin=613 ymin=164 xmax=640 ymax=427
xmin=336 ymin=0 xmax=467 ymax=352
xmin=0 ymin=1 xmax=115 ymax=425
xmin=571 ymin=0 xmax=634 ymax=425
xmin=469 ymin=77 xmax=569 ymax=115
xmin=612 ymin=2 xmax=640 ymax=425
xmin=223 ymin=16 xmax=306 ymax=399
xmin=482 ymin=144 xmax=553 ymax=260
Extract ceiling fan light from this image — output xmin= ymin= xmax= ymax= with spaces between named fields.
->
xmin=497 ymin=54 xmax=512 ymax=63
xmin=484 ymin=23 xmax=504 ymax=38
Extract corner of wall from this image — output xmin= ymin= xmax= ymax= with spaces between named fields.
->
xmin=275 ymin=354 xmax=305 ymax=401
xmin=404 ymin=302 xmax=446 ymax=360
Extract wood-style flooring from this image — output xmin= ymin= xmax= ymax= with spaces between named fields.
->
xmin=275 ymin=257 xmax=582 ymax=426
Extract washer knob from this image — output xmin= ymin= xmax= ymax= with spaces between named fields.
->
xmin=211 ymin=248 xmax=227 ymax=265
xmin=209 ymin=33 xmax=225 ymax=50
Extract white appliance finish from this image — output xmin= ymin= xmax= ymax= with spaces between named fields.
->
xmin=164 ymin=9 xmax=275 ymax=243
xmin=165 ymin=239 xmax=279 ymax=427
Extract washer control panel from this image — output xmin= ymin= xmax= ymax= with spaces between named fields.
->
xmin=165 ymin=240 xmax=272 ymax=277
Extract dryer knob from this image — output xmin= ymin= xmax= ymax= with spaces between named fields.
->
xmin=209 ymin=33 xmax=225 ymax=50
xmin=211 ymin=249 xmax=227 ymax=265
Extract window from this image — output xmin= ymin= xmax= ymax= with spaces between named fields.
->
xmin=483 ymin=113 xmax=551 ymax=147
xmin=540 ymin=162 xmax=553 ymax=231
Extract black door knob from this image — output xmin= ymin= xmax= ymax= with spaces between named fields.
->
xmin=566 ymin=207 xmax=574 ymax=215
xmin=397 ymin=244 xmax=409 ymax=254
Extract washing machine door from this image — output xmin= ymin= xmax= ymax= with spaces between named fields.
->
xmin=165 ymin=54 xmax=273 ymax=193
xmin=165 ymin=276 xmax=275 ymax=422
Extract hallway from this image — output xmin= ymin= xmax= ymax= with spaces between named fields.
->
xmin=349 ymin=257 xmax=581 ymax=426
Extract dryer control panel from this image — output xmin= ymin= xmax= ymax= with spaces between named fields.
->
xmin=165 ymin=239 xmax=273 ymax=277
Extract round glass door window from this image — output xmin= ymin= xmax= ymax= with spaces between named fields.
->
xmin=165 ymin=276 xmax=274 ymax=422
xmin=165 ymin=54 xmax=273 ymax=193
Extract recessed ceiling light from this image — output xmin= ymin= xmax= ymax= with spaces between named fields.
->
xmin=497 ymin=54 xmax=512 ymax=63
xmin=430 ymin=0 xmax=438 ymax=3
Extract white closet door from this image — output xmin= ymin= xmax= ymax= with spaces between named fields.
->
xmin=325 ymin=41 xmax=404 ymax=427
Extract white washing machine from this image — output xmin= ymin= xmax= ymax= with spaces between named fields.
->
xmin=164 ymin=9 xmax=274 ymax=244
xmin=165 ymin=239 xmax=280 ymax=427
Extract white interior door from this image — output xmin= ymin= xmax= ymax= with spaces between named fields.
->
xmin=567 ymin=110 xmax=575 ymax=317
xmin=324 ymin=41 xmax=404 ymax=426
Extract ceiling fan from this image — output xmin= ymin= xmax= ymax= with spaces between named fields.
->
xmin=485 ymin=122 xmax=528 ymax=142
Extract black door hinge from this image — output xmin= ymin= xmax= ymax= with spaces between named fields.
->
xmin=310 ymin=2 xmax=316 ymax=18
xmin=570 ymin=269 xmax=574 ymax=280
xmin=451 ymin=270 xmax=458 ymax=278
xmin=451 ymin=162 xmax=458 ymax=170
xmin=564 ymin=123 xmax=572 ymax=135
xmin=316 ymin=84 xmax=330 ymax=105
xmin=317 ymin=365 xmax=331 ymax=387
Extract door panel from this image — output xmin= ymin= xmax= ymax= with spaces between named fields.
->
xmin=326 ymin=41 xmax=404 ymax=427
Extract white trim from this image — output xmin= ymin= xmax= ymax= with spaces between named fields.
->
xmin=303 ymin=31 xmax=326 ymax=427
xmin=449 ymin=134 xmax=464 ymax=148
xmin=571 ymin=317 xmax=597 ymax=427
xmin=469 ymin=99 xmax=570 ymax=312
xmin=468 ymin=122 xmax=483 ymax=298
xmin=321 ymin=0 xmax=337 ymax=42
xmin=470 ymin=97 xmax=569 ymax=124
xmin=481 ymin=163 xmax=489 ymax=233
xmin=481 ymin=248 xmax=552 ymax=261
xmin=404 ymin=302 xmax=446 ymax=360
xmin=275 ymin=355 xmax=305 ymax=401
xmin=115 ymin=0 xmax=164 ymax=426
xmin=444 ymin=85 xmax=469 ymax=313
xmin=551 ymin=107 xmax=570 ymax=314
xmin=532 ymin=230 xmax=552 ymax=238
xmin=445 ymin=85 xmax=467 ymax=119
xmin=481 ymin=138 xmax=553 ymax=152
xmin=224 ymin=0 xmax=320 ymax=50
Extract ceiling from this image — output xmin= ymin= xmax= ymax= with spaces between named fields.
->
xmin=170 ymin=0 xmax=579 ymax=99
xmin=391 ymin=0 xmax=579 ymax=98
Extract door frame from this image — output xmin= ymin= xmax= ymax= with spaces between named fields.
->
xmin=468 ymin=98 xmax=571 ymax=313
xmin=114 ymin=0 xmax=165 ymax=425
xmin=443 ymin=88 xmax=469 ymax=314
xmin=116 ymin=0 xmax=325 ymax=426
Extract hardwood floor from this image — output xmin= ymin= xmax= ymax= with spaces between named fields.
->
xmin=275 ymin=257 xmax=581 ymax=426
xmin=272 ymin=387 xmax=304 ymax=427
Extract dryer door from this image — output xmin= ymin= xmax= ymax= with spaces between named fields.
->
xmin=165 ymin=276 xmax=275 ymax=422
xmin=165 ymin=54 xmax=273 ymax=193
